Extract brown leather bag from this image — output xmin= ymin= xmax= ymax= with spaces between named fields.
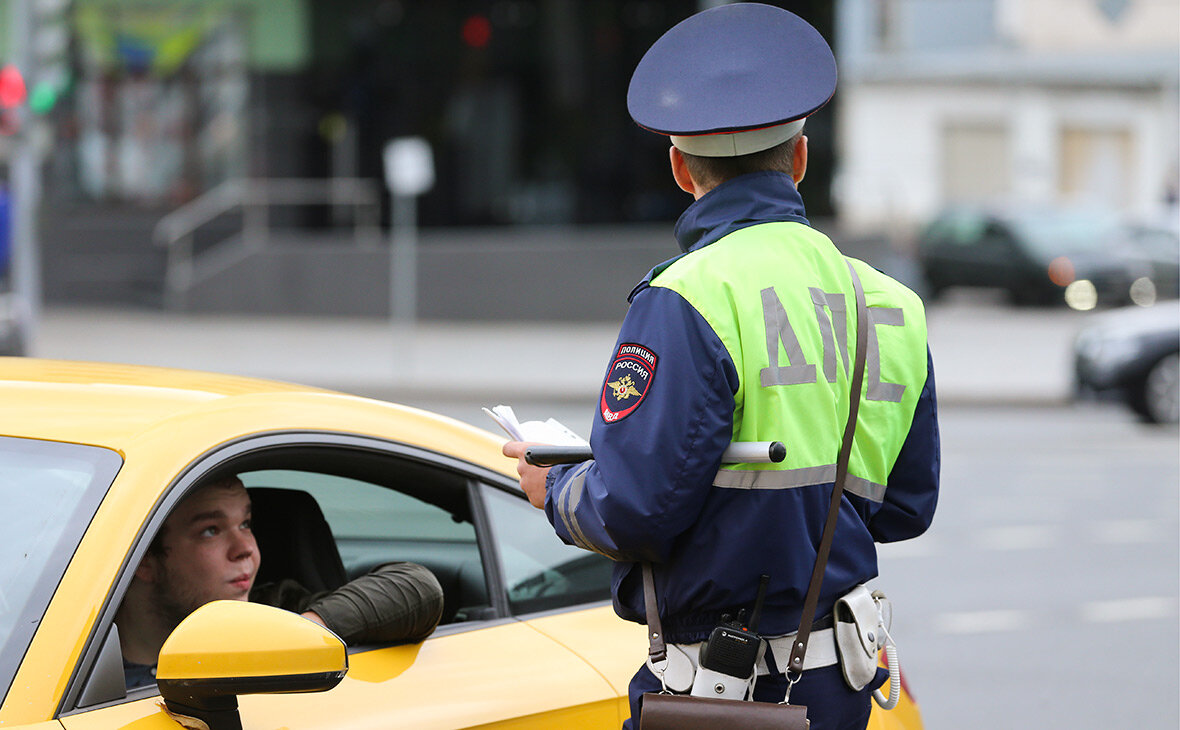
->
xmin=640 ymin=692 xmax=809 ymax=730
xmin=638 ymin=262 xmax=869 ymax=730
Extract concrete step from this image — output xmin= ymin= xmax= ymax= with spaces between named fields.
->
xmin=40 ymin=205 xmax=166 ymax=305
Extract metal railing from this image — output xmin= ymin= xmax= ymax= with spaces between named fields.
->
xmin=153 ymin=178 xmax=383 ymax=304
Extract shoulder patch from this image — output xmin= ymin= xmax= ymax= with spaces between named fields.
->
xmin=600 ymin=343 xmax=658 ymax=424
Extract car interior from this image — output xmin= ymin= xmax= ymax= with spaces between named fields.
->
xmin=245 ymin=483 xmax=492 ymax=625
xmin=232 ymin=446 xmax=496 ymax=627
xmin=226 ymin=444 xmax=612 ymax=625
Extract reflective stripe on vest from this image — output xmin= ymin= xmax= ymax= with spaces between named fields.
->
xmin=650 ymin=222 xmax=927 ymax=501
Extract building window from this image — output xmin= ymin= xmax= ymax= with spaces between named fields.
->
xmin=942 ymin=121 xmax=1011 ymax=204
xmin=1059 ymin=125 xmax=1134 ymax=210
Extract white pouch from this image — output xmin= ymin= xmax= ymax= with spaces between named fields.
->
xmin=833 ymin=585 xmax=884 ymax=692
xmin=646 ymin=642 xmax=697 ymax=693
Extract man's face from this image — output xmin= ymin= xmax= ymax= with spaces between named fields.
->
xmin=138 ymin=480 xmax=260 ymax=628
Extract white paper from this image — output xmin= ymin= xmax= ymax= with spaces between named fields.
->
xmin=483 ymin=404 xmax=588 ymax=446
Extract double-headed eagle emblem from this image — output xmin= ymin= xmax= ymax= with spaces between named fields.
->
xmin=607 ymin=374 xmax=642 ymax=401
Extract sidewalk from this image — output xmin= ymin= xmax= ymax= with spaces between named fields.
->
xmin=30 ymin=295 xmax=1089 ymax=407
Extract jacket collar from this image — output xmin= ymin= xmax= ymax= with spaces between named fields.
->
xmin=629 ymin=171 xmax=810 ymax=301
xmin=673 ymin=170 xmax=810 ymax=253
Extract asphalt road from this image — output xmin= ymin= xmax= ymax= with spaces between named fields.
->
xmin=882 ymin=403 xmax=1178 ymax=730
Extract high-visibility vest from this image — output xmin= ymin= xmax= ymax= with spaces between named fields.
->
xmin=649 ymin=221 xmax=928 ymax=502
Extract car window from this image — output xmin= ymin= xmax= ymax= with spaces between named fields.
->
xmin=925 ymin=214 xmax=986 ymax=246
xmin=240 ymin=469 xmax=488 ymax=624
xmin=0 ymin=437 xmax=121 ymax=705
xmin=480 ymin=484 xmax=612 ymax=614
xmin=69 ymin=442 xmax=500 ymax=713
xmin=1131 ymin=228 xmax=1180 ymax=263
xmin=1009 ymin=212 xmax=1121 ymax=257
xmin=247 ymin=470 xmax=476 ymax=542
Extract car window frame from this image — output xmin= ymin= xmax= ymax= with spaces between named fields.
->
xmin=57 ymin=429 xmax=523 ymax=717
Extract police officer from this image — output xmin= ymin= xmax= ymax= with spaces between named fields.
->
xmin=503 ymin=4 xmax=939 ymax=729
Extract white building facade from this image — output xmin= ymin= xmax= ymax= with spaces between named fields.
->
xmin=834 ymin=0 xmax=1179 ymax=236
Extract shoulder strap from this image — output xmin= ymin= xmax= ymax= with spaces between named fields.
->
xmin=784 ymin=260 xmax=869 ymax=678
xmin=643 ymin=562 xmax=667 ymax=666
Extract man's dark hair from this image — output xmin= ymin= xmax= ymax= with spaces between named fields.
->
xmin=680 ymin=131 xmax=802 ymax=191
xmin=146 ymin=476 xmax=244 ymax=557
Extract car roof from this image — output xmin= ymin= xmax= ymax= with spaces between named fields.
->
xmin=932 ymin=204 xmax=1122 ymax=225
xmin=0 ymin=357 xmax=512 ymax=476
xmin=1082 ymin=302 xmax=1180 ymax=338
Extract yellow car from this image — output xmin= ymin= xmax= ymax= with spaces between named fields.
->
xmin=0 ymin=358 xmax=922 ymax=729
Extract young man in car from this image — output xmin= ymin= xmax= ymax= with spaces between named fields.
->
xmin=116 ymin=475 xmax=444 ymax=688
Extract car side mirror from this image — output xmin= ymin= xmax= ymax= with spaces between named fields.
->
xmin=156 ymin=600 xmax=347 ymax=730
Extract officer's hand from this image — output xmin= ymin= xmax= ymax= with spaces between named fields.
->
xmin=502 ymin=441 xmax=551 ymax=509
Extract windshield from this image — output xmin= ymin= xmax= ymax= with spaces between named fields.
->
xmin=0 ymin=437 xmax=121 ymax=705
xmin=1010 ymin=212 xmax=1123 ymax=258
xmin=481 ymin=484 xmax=612 ymax=614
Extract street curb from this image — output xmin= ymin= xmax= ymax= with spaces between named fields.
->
xmin=320 ymin=380 xmax=1074 ymax=410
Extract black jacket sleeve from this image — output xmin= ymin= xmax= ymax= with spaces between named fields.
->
xmin=253 ymin=562 xmax=445 ymax=644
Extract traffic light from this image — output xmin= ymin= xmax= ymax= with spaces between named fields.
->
xmin=461 ymin=14 xmax=492 ymax=49
xmin=0 ymin=65 xmax=27 ymax=135
xmin=27 ymin=0 xmax=73 ymax=115
xmin=0 ymin=66 xmax=27 ymax=109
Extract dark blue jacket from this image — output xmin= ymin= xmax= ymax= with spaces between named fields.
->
xmin=545 ymin=172 xmax=939 ymax=642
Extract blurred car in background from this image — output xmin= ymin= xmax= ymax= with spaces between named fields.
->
xmin=918 ymin=208 xmax=1179 ymax=309
xmin=1127 ymin=223 xmax=1180 ymax=300
xmin=1074 ymin=303 xmax=1180 ymax=424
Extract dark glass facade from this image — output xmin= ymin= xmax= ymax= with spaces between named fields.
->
xmin=302 ymin=0 xmax=836 ymax=227
xmin=42 ymin=1 xmax=836 ymax=226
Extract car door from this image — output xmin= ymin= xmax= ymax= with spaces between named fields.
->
xmin=57 ymin=433 xmax=626 ymax=729
xmin=972 ymin=220 xmax=1027 ymax=290
xmin=478 ymin=483 xmax=645 ymax=713
xmin=921 ymin=212 xmax=999 ymax=291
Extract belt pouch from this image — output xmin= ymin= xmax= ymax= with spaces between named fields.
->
xmin=640 ymin=693 xmax=809 ymax=730
xmin=833 ymin=584 xmax=881 ymax=691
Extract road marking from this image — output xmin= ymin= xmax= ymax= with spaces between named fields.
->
xmin=1080 ymin=597 xmax=1178 ymax=624
xmin=934 ymin=610 xmax=1031 ymax=635
xmin=1089 ymin=519 xmax=1168 ymax=545
xmin=976 ymin=524 xmax=1057 ymax=551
